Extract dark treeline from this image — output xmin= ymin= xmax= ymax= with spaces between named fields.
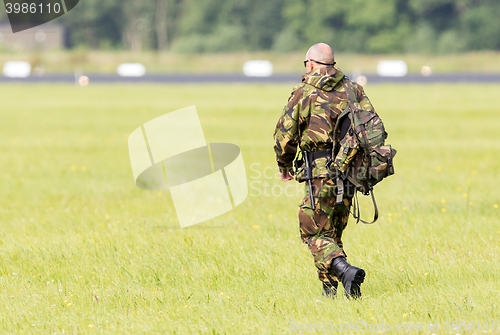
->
xmin=59 ymin=0 xmax=500 ymax=53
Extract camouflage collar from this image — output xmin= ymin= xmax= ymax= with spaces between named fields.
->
xmin=302 ymin=66 xmax=345 ymax=92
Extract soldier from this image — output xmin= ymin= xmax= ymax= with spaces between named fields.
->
xmin=273 ymin=43 xmax=376 ymax=298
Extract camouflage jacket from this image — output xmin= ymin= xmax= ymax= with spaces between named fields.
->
xmin=273 ymin=66 xmax=376 ymax=178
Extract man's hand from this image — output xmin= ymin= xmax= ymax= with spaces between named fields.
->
xmin=280 ymin=168 xmax=294 ymax=181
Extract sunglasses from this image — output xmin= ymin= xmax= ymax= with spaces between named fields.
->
xmin=303 ymin=59 xmax=336 ymax=67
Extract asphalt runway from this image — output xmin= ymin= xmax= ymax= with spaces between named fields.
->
xmin=1 ymin=73 xmax=500 ymax=84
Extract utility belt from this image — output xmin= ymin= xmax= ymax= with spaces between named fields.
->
xmin=294 ymin=147 xmax=333 ymax=178
xmin=294 ymin=146 xmax=348 ymax=208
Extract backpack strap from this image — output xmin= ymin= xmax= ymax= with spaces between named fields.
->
xmin=343 ymin=78 xmax=370 ymax=146
xmin=350 ymin=187 xmax=379 ymax=225
xmin=343 ymin=77 xmax=359 ymax=112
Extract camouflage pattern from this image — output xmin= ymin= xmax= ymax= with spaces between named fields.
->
xmin=369 ymin=145 xmax=396 ymax=182
xmin=338 ymin=80 xmax=397 ymax=192
xmin=273 ymin=65 xmax=375 ymax=177
xmin=273 ymin=65 xmax=375 ymax=284
xmin=299 ymin=179 xmax=352 ymax=283
xmin=333 ymin=127 xmax=358 ymax=173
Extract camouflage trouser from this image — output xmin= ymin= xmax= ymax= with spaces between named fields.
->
xmin=298 ymin=178 xmax=352 ymax=284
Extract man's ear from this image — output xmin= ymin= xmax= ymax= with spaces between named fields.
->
xmin=307 ymin=62 xmax=314 ymax=73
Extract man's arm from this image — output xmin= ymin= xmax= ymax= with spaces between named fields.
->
xmin=273 ymin=85 xmax=304 ymax=177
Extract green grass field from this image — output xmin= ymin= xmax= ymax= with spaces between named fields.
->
xmin=0 ymin=82 xmax=499 ymax=334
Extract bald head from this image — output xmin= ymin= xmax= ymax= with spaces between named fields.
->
xmin=305 ymin=43 xmax=335 ymax=65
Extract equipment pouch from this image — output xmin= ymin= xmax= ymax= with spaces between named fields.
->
xmin=368 ymin=145 xmax=397 ymax=185
xmin=333 ymin=129 xmax=359 ymax=173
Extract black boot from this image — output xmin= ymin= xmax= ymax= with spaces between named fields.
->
xmin=331 ymin=257 xmax=365 ymax=299
xmin=321 ymin=281 xmax=338 ymax=298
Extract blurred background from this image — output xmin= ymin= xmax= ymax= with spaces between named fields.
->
xmin=1 ymin=0 xmax=500 ymax=76
xmin=0 ymin=2 xmax=499 ymax=332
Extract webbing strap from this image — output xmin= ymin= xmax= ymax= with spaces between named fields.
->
xmin=336 ymin=178 xmax=344 ymax=205
xmin=351 ymin=188 xmax=379 ymax=225
xmin=346 ymin=175 xmax=363 ymax=190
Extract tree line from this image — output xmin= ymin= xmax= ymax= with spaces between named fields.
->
xmin=30 ymin=0 xmax=500 ymax=53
